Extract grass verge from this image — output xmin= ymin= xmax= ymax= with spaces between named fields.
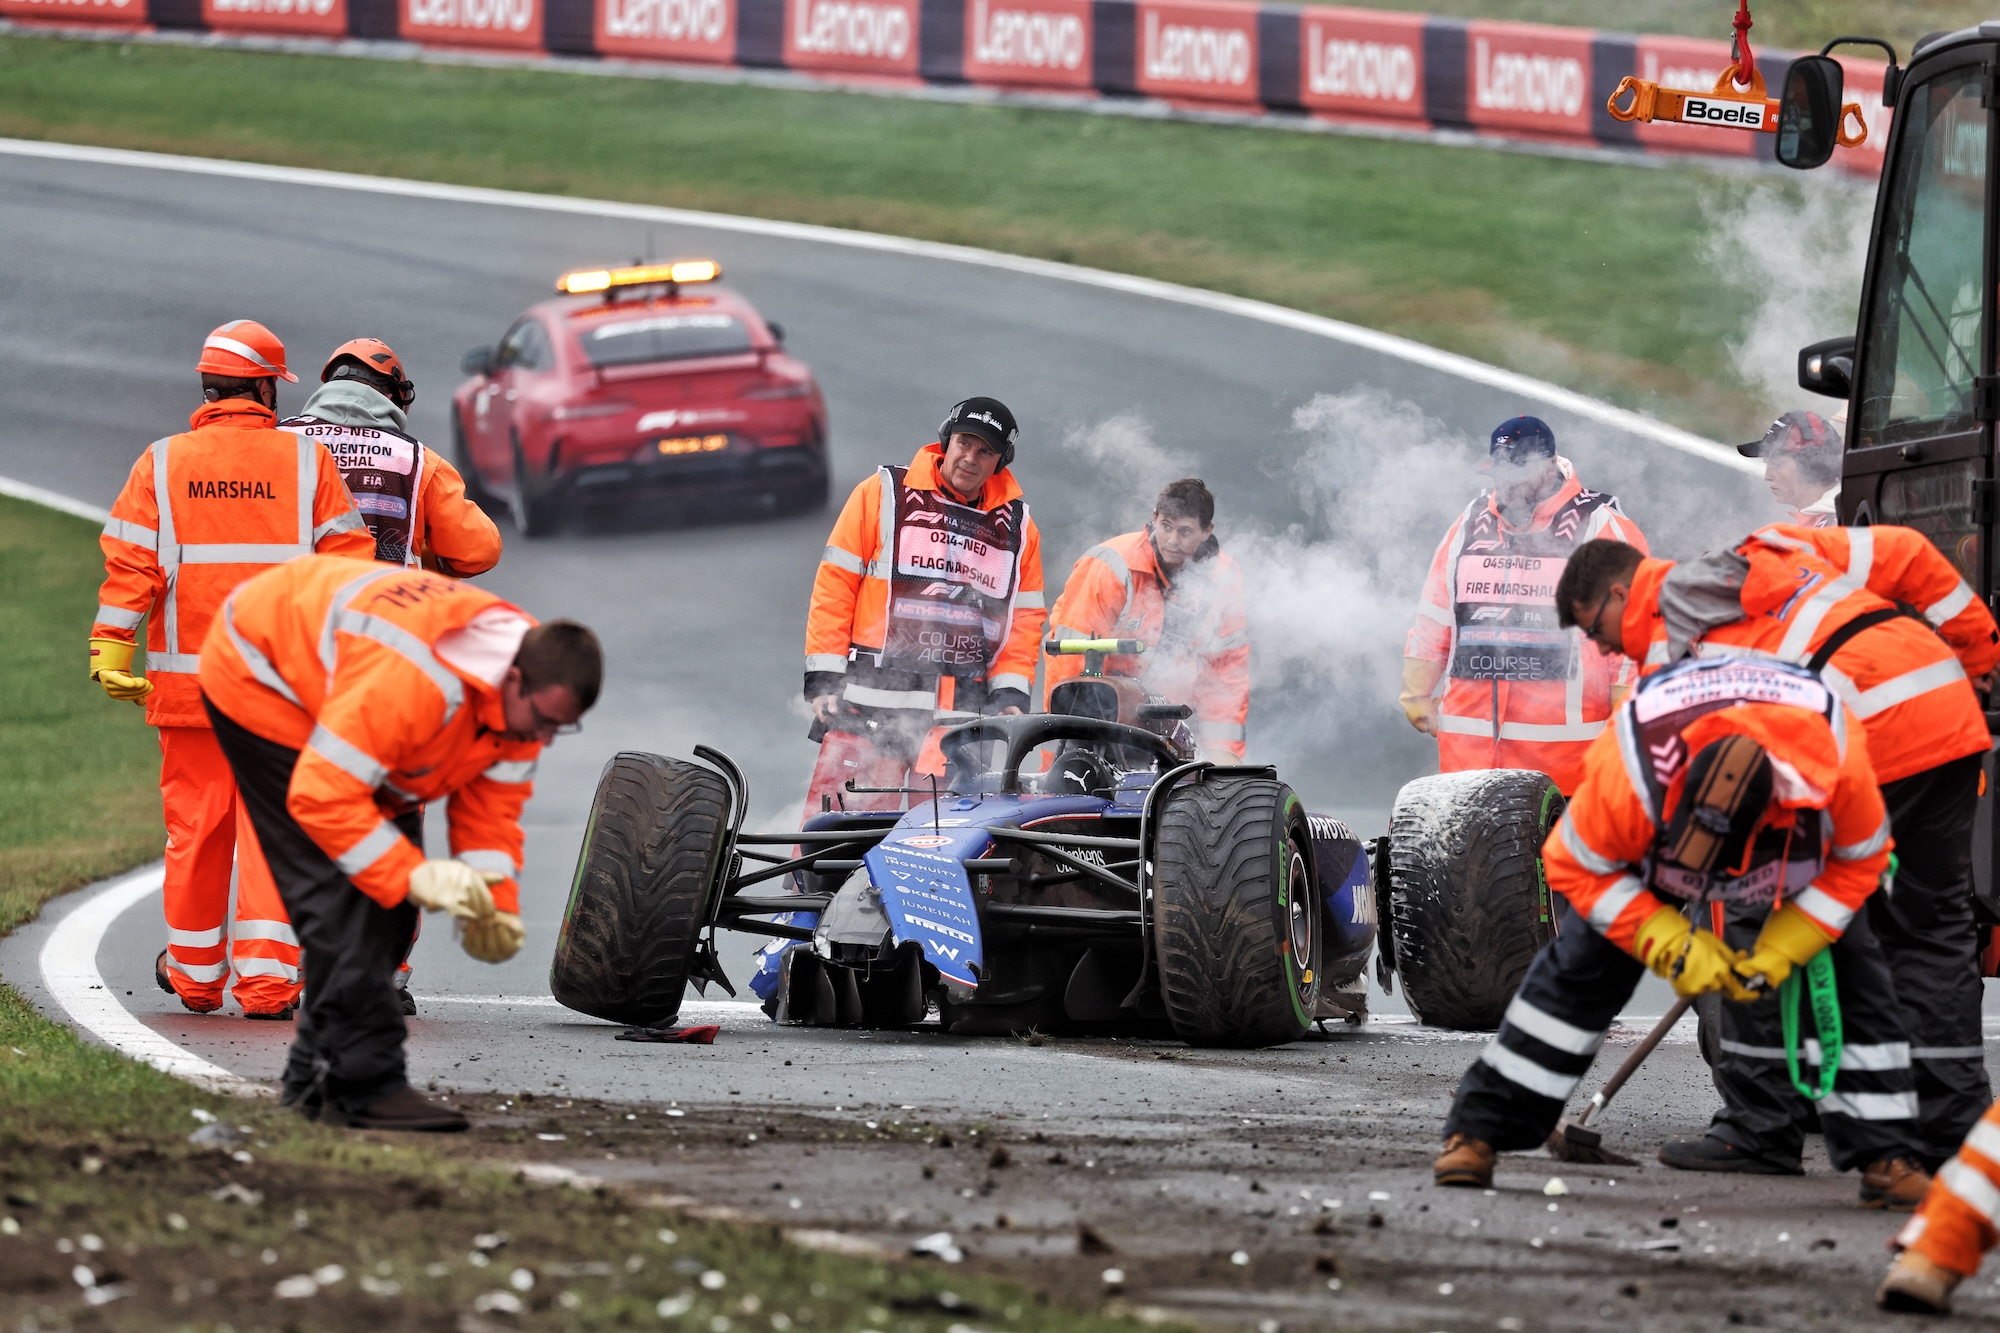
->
xmin=0 ymin=32 xmax=1827 ymax=441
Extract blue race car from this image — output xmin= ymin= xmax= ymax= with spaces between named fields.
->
xmin=550 ymin=648 xmax=1377 ymax=1048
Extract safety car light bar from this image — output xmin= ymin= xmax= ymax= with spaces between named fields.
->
xmin=1045 ymin=638 xmax=1145 ymax=655
xmin=555 ymin=260 xmax=723 ymax=294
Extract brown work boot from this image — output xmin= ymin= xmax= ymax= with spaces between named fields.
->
xmin=324 ymin=1085 xmax=468 ymax=1133
xmin=1860 ymin=1157 xmax=1932 ymax=1211
xmin=1876 ymin=1250 xmax=1961 ymax=1314
xmin=1433 ymin=1134 xmax=1496 ymax=1188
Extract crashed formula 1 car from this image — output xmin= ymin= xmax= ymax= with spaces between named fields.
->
xmin=550 ymin=642 xmax=1377 ymax=1047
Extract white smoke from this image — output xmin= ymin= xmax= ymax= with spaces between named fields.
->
xmin=1701 ymin=173 xmax=1874 ymax=420
xmin=1058 ymin=412 xmax=1197 ymax=534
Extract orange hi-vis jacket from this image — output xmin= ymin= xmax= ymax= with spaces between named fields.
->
xmin=1406 ymin=458 xmax=1648 ymax=793
xmin=805 ymin=443 xmax=1046 ymax=713
xmin=198 ymin=556 xmax=543 ymax=915
xmin=1044 ymin=529 xmax=1249 ymax=757
xmin=1542 ymin=658 xmax=1891 ymax=955
xmin=1620 ymin=524 xmax=1997 ymax=785
xmin=94 ymin=398 xmax=375 ymax=728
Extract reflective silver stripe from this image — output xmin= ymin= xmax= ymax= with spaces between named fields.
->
xmin=312 ymin=509 xmax=366 ymax=543
xmin=1819 ymin=1089 xmax=1918 ymax=1120
xmin=1436 ymin=714 xmax=1605 ymax=743
xmin=1081 ymin=543 xmax=1135 ymax=617
xmin=233 ymin=919 xmax=300 ymax=947
xmin=147 ymin=652 xmax=202 ymax=674
xmin=177 ymin=543 xmax=311 ymax=564
xmin=1477 ymin=1041 xmax=1581 ymax=1100
xmin=296 ymin=436 xmax=316 ymax=547
xmin=1851 ymin=657 xmax=1967 ymax=718
xmin=1615 ymin=709 xmax=1656 ymax=820
xmin=336 ymin=609 xmax=466 ymax=723
xmin=1644 ymin=641 xmax=1669 ymax=667
xmin=1966 ymin=1119 xmax=2000 ymax=1163
xmin=1559 ymin=818 xmax=1623 ymax=876
xmin=168 ymin=926 xmax=224 ymax=948
xmin=804 ymin=654 xmax=848 ymax=673
xmin=1926 ymin=582 xmax=1976 ymax=628
xmin=1210 ymin=628 xmax=1250 ymax=651
xmin=164 ymin=958 xmax=228 ymax=983
xmin=875 ymin=469 xmax=897 ymax=576
xmin=223 ymin=595 xmax=301 ymax=706
xmin=1503 ymin=996 xmax=1604 ymax=1056
xmin=318 ymin=566 xmax=403 ymax=683
xmin=459 ymin=849 xmax=518 ymax=876
xmin=1585 ymin=874 xmax=1647 ymax=935
xmin=334 ymin=819 xmax=406 ymax=879
xmin=101 ymin=516 xmax=158 ymax=550
xmin=94 ymin=604 xmax=144 ymax=630
xmin=1823 ymin=1040 xmax=1910 ymax=1071
xmin=1791 ymin=885 xmax=1856 ymax=933
xmin=1941 ymin=1159 xmax=2000 ymax=1218
xmin=820 ymin=545 xmax=864 ymax=575
xmin=1717 ymin=1038 xmax=1788 ymax=1060
xmin=483 ymin=758 xmax=537 ymax=784
xmin=842 ymin=683 xmax=939 ymax=710
xmin=1834 ymin=816 xmax=1891 ymax=861
xmin=307 ymin=724 xmax=386 ymax=789
xmin=1778 ymin=527 xmax=1872 ymax=661
xmin=154 ymin=437 xmax=179 ymax=659
xmin=231 ymin=958 xmax=299 ymax=981
xmin=1014 ymin=589 xmax=1045 ymax=610
xmin=1416 ymin=598 xmax=1454 ymax=626
xmin=988 ymin=673 xmax=1031 ymax=695
xmin=1914 ymin=1046 xmax=1989 ymax=1060
xmin=204 ymin=331 xmax=287 ymax=376
xmin=1195 ymin=721 xmax=1247 ymax=741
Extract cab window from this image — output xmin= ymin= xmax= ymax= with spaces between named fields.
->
xmin=576 ymin=312 xmax=753 ymax=368
xmin=1855 ymin=67 xmax=1988 ymax=447
xmin=496 ymin=318 xmax=554 ymax=372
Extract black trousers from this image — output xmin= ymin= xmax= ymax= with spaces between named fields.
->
xmin=205 ymin=696 xmax=420 ymax=1111
xmin=1871 ymin=752 xmax=1991 ymax=1165
xmin=1445 ymin=900 xmax=1923 ymax=1172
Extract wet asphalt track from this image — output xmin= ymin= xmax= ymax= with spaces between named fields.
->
xmin=7 ymin=140 xmax=1993 ymax=1326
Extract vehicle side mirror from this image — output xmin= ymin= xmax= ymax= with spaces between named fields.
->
xmin=1777 ymin=55 xmax=1844 ymax=170
xmin=1798 ymin=335 xmax=1855 ymax=399
xmin=766 ymin=321 xmax=786 ymax=345
xmin=461 ymin=346 xmax=496 ymax=377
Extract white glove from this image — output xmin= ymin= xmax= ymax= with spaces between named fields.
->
xmin=405 ymin=860 xmax=501 ymax=921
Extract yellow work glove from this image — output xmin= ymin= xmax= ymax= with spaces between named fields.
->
xmin=1400 ymin=657 xmax=1444 ymax=736
xmin=404 ymin=860 xmax=502 ymax=922
xmin=88 ymin=637 xmax=153 ymax=705
xmin=1633 ymin=905 xmax=1752 ymax=999
xmin=460 ymin=911 xmax=525 ymax=963
xmin=1733 ymin=902 xmax=1834 ymax=994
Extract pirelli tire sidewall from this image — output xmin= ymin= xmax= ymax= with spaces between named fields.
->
xmin=1386 ymin=768 xmax=1562 ymax=1031
xmin=1152 ymin=776 xmax=1321 ymax=1049
xmin=549 ymin=751 xmax=729 ymax=1027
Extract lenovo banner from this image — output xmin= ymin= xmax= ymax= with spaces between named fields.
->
xmin=203 ymin=0 xmax=345 ymax=36
xmin=0 ymin=0 xmax=143 ymax=23
xmin=1296 ymin=6 xmax=1423 ymax=121
xmin=1463 ymin=20 xmax=1591 ymax=138
xmin=597 ymin=0 xmax=734 ymax=61
xmin=1134 ymin=0 xmax=1259 ymax=105
xmin=402 ymin=0 xmax=542 ymax=47
xmin=783 ymin=0 xmax=921 ymax=75
xmin=962 ymin=0 xmax=1090 ymax=88
xmin=1630 ymin=35 xmax=1754 ymax=157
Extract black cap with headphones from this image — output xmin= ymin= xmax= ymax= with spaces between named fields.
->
xmin=938 ymin=397 xmax=1020 ymax=469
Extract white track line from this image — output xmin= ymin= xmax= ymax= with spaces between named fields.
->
xmin=0 ymin=474 xmax=109 ymax=522
xmin=0 ymin=136 xmax=1753 ymax=476
xmin=37 ymin=864 xmax=263 ymax=1095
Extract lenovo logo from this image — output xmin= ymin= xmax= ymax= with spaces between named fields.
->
xmin=793 ymin=0 xmax=911 ymax=59
xmin=1143 ymin=11 xmax=1250 ymax=87
xmin=214 ymin=0 xmax=335 ymax=12
xmin=408 ymin=0 xmax=532 ymax=30
xmin=971 ymin=0 xmax=1084 ymax=70
xmin=1305 ymin=26 xmax=1415 ymax=102
xmin=1473 ymin=38 xmax=1583 ymax=117
xmin=605 ymin=0 xmax=725 ymax=41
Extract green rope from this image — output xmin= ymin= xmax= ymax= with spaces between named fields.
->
xmin=1781 ymin=949 xmax=1842 ymax=1101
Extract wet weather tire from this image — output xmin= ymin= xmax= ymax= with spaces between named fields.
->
xmin=1386 ymin=769 xmax=1562 ymax=1031
xmin=1152 ymin=776 xmax=1321 ymax=1048
xmin=549 ymin=752 xmax=729 ymax=1027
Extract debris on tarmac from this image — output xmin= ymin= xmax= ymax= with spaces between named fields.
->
xmin=912 ymin=1232 xmax=965 ymax=1263
xmin=208 ymin=1183 xmax=263 ymax=1206
xmin=1076 ymin=1223 xmax=1115 ymax=1255
xmin=616 ymin=1024 xmax=721 ymax=1044
xmin=1542 ymin=1178 xmax=1570 ymax=1196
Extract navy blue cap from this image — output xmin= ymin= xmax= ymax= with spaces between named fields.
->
xmin=1489 ymin=415 xmax=1556 ymax=457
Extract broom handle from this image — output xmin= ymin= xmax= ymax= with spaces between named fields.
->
xmin=1595 ymin=996 xmax=1695 ymax=1106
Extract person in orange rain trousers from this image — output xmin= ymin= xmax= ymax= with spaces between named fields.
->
xmin=1879 ymin=1102 xmax=2000 ymax=1313
xmin=199 ymin=556 xmax=601 ymax=1131
xmin=1401 ymin=416 xmax=1648 ymax=796
xmin=1558 ymin=528 xmax=1999 ymax=1169
xmin=1043 ymin=477 xmax=1248 ymax=762
xmin=91 ymin=320 xmax=374 ymax=1019
xmin=281 ymin=337 xmax=506 ymax=1012
xmin=801 ymin=397 xmax=1046 ymax=812
xmin=1433 ymin=656 xmax=1929 ymax=1209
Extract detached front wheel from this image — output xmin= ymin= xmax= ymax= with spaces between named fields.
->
xmin=1152 ymin=775 xmax=1321 ymax=1048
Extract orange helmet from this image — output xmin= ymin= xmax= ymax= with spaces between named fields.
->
xmin=196 ymin=319 xmax=297 ymax=382
xmin=321 ymin=337 xmax=415 ymax=409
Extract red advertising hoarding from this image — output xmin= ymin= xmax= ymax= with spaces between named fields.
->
xmin=1463 ymin=19 xmax=1591 ymax=139
xmin=402 ymin=0 xmax=542 ymax=49
xmin=596 ymin=0 xmax=734 ymax=63
xmin=963 ymin=0 xmax=1092 ymax=89
xmin=0 ymin=0 xmax=144 ymax=24
xmin=1134 ymin=0 xmax=1259 ymax=106
xmin=1631 ymin=35 xmax=1755 ymax=157
xmin=784 ymin=0 xmax=921 ymax=76
xmin=203 ymin=0 xmax=345 ymax=36
xmin=1297 ymin=5 xmax=1424 ymax=122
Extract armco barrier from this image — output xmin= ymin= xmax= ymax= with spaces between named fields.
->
xmin=12 ymin=0 xmax=1891 ymax=175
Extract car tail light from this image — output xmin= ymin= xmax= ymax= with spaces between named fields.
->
xmin=746 ymin=380 xmax=812 ymax=400
xmin=551 ymin=400 xmax=635 ymax=421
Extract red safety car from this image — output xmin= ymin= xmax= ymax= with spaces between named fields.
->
xmin=452 ymin=260 xmax=829 ymax=535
